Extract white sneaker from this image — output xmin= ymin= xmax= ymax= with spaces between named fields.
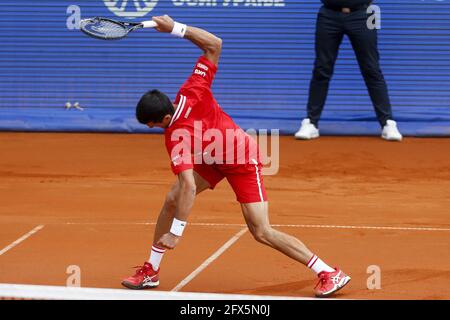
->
xmin=381 ymin=120 xmax=403 ymax=141
xmin=294 ymin=118 xmax=320 ymax=140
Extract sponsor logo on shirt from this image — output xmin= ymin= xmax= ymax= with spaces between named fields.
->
xmin=194 ymin=69 xmax=206 ymax=77
xmin=197 ymin=63 xmax=209 ymax=71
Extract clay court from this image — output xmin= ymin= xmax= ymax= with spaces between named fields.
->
xmin=1 ymin=133 xmax=449 ymax=299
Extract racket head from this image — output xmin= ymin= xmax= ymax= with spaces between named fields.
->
xmin=80 ymin=17 xmax=139 ymax=40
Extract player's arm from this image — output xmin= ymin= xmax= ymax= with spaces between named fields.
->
xmin=157 ymin=169 xmax=196 ymax=250
xmin=152 ymin=15 xmax=222 ymax=66
xmin=173 ymin=169 xmax=197 ymax=222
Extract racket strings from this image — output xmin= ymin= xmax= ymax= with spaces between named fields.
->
xmin=81 ymin=19 xmax=128 ymax=39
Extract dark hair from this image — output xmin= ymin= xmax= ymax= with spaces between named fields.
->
xmin=136 ymin=89 xmax=174 ymax=124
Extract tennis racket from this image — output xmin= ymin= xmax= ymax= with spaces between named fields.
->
xmin=80 ymin=17 xmax=157 ymax=40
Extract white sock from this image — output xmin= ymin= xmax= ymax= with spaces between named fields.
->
xmin=307 ymin=254 xmax=335 ymax=274
xmin=149 ymin=244 xmax=166 ymax=270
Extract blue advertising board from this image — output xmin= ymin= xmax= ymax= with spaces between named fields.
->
xmin=0 ymin=0 xmax=449 ymax=135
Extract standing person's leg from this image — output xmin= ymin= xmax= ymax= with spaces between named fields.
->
xmin=345 ymin=10 xmax=392 ymax=126
xmin=345 ymin=10 xmax=393 ymax=126
xmin=296 ymin=6 xmax=345 ymax=140
xmin=345 ymin=10 xmax=402 ymax=140
xmin=307 ymin=7 xmax=345 ymax=127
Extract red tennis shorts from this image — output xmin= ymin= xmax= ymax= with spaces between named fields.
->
xmin=194 ymin=159 xmax=267 ymax=204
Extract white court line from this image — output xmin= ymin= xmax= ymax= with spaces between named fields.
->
xmin=0 ymin=283 xmax=328 ymax=300
xmin=171 ymin=228 xmax=248 ymax=292
xmin=63 ymin=221 xmax=450 ymax=232
xmin=271 ymin=224 xmax=450 ymax=232
xmin=0 ymin=225 xmax=44 ymax=257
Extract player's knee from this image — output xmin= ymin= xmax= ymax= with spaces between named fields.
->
xmin=251 ymin=226 xmax=274 ymax=244
xmin=164 ymin=191 xmax=177 ymax=211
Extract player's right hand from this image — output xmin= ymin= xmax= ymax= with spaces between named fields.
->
xmin=152 ymin=15 xmax=175 ymax=33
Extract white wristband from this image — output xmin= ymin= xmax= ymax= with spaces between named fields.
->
xmin=171 ymin=21 xmax=187 ymax=38
xmin=141 ymin=20 xmax=157 ymax=28
xmin=170 ymin=218 xmax=187 ymax=236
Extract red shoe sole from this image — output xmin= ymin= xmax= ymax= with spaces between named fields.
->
xmin=315 ymin=276 xmax=351 ymax=298
xmin=121 ymin=281 xmax=159 ymax=290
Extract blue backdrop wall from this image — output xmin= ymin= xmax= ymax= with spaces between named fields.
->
xmin=0 ymin=0 xmax=449 ymax=135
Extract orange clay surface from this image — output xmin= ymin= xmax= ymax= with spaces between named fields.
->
xmin=0 ymin=133 xmax=449 ymax=299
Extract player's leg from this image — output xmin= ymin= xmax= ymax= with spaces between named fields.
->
xmin=240 ymin=201 xmax=350 ymax=297
xmin=121 ymin=171 xmax=212 ymax=290
xmin=149 ymin=170 xmax=212 ymax=265
xmin=240 ymin=201 xmax=313 ymax=265
xmin=152 ymin=171 xmax=211 ymax=245
xmin=226 ymin=162 xmax=318 ymax=265
xmin=226 ymin=160 xmax=350 ymax=297
xmin=149 ymin=164 xmax=223 ymax=266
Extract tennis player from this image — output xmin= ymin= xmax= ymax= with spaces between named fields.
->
xmin=121 ymin=15 xmax=351 ymax=298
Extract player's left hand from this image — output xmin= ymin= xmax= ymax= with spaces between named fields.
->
xmin=157 ymin=232 xmax=180 ymax=250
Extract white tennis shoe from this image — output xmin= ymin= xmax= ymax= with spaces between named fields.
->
xmin=381 ymin=120 xmax=403 ymax=141
xmin=294 ymin=118 xmax=320 ymax=140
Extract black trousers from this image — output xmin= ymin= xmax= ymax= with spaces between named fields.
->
xmin=307 ymin=5 xmax=393 ymax=127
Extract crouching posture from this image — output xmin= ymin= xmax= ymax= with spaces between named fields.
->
xmin=122 ymin=15 xmax=351 ymax=298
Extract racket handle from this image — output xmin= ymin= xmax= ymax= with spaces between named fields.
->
xmin=141 ymin=20 xmax=157 ymax=28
